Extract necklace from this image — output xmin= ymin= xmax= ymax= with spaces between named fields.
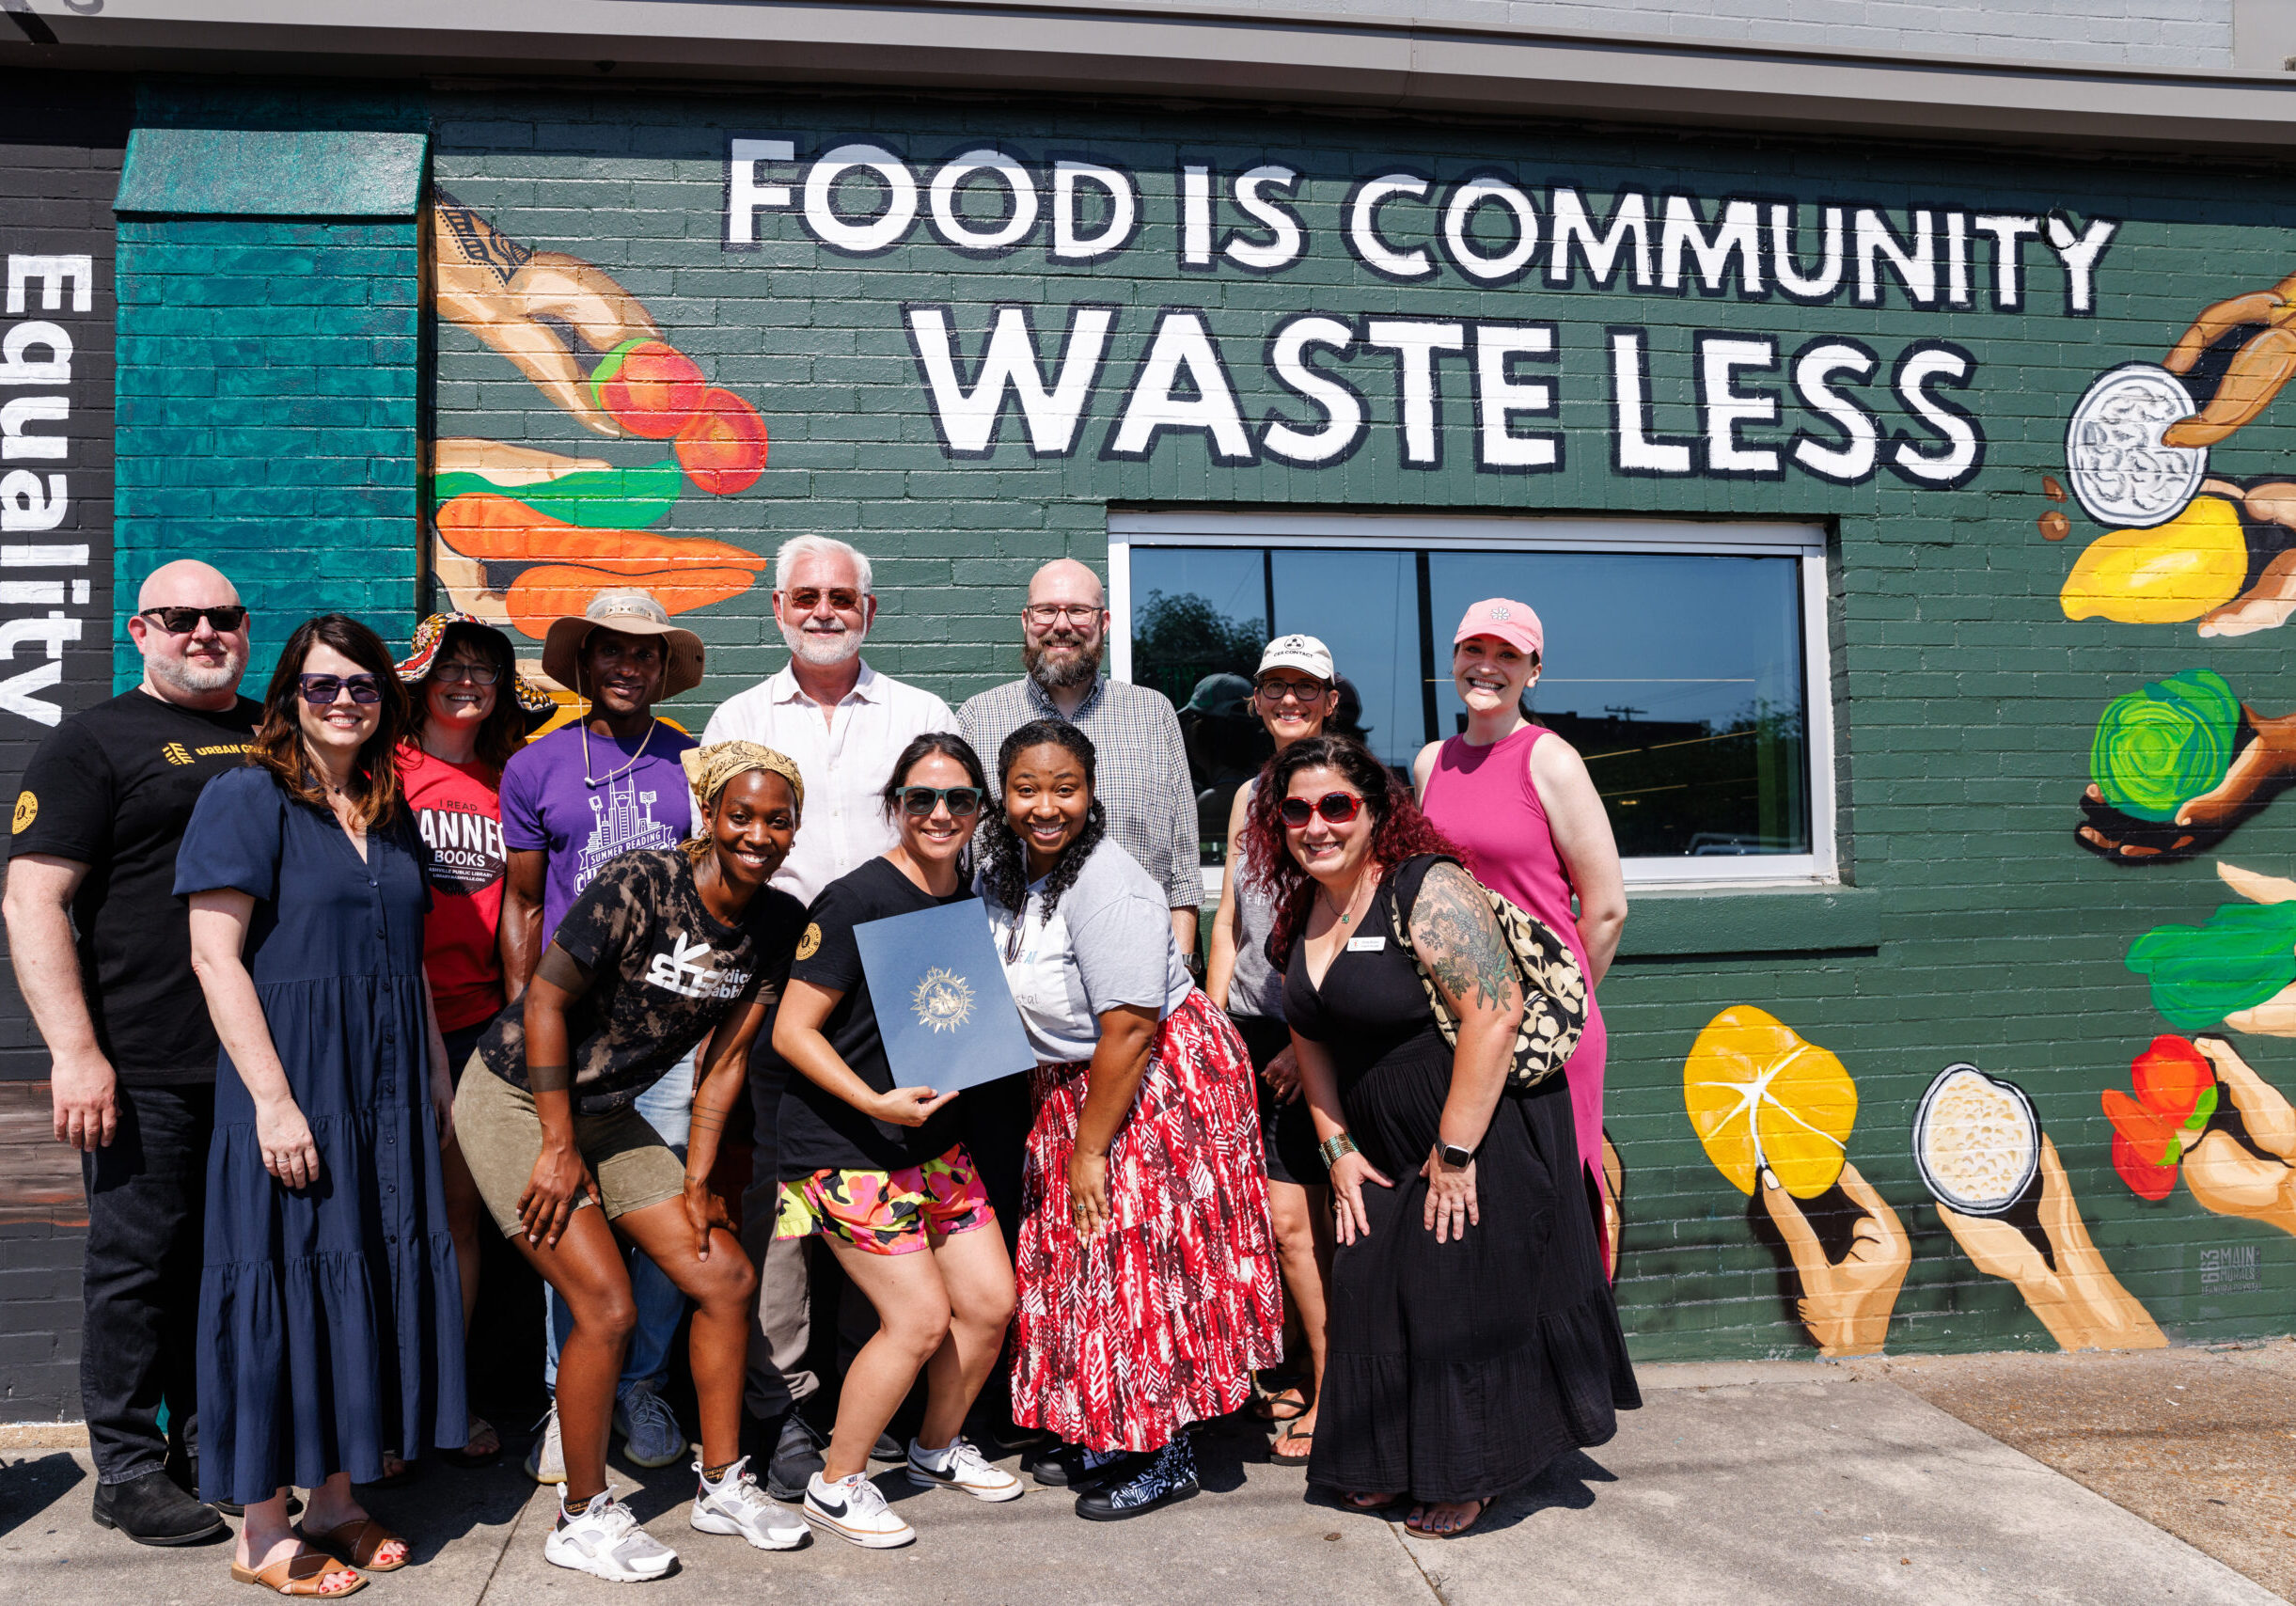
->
xmin=582 ymin=716 xmax=658 ymax=789
xmin=1318 ymin=872 xmax=1372 ymax=929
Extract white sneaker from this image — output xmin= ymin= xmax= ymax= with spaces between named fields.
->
xmin=690 ymin=1456 xmax=809 ymax=1551
xmin=906 ymin=1436 xmax=1024 ymax=1503
xmin=526 ymin=1403 xmax=566 ymax=1485
xmin=802 ymin=1471 xmax=915 ymax=1549
xmin=614 ymin=1382 xmax=686 ymax=1470
xmin=543 ymin=1489 xmax=678 ymax=1582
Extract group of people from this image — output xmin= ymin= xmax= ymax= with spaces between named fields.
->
xmin=6 ymin=538 xmax=1640 ymax=1594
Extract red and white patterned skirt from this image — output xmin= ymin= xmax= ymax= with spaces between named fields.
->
xmin=1011 ymin=989 xmax=1284 ymax=1453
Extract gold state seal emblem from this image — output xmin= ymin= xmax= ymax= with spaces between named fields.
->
xmin=910 ymin=967 xmax=975 ymax=1034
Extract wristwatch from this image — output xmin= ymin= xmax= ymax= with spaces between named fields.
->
xmin=1439 ymin=1142 xmax=1473 ymax=1170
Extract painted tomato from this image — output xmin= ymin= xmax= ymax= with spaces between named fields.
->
xmin=675 ymin=387 xmax=769 ymax=496
xmin=2130 ymin=1034 xmax=2211 ymax=1120
xmin=590 ymin=339 xmax=706 ymax=439
xmin=2111 ymin=1128 xmax=2178 ymax=1202
xmin=2101 ymin=1087 xmax=2178 ymax=1166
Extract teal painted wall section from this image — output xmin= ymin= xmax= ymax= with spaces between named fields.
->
xmin=112 ymin=217 xmax=422 ymax=686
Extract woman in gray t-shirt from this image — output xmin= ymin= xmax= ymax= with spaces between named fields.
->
xmin=976 ymin=717 xmax=1281 ymax=1523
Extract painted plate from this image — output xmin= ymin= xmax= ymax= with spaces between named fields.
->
xmin=1912 ymin=1063 xmax=2039 ymax=1217
xmin=2064 ymin=363 xmax=2209 ymax=529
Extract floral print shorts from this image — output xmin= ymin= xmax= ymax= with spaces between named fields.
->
xmin=774 ymin=1142 xmax=996 ymax=1255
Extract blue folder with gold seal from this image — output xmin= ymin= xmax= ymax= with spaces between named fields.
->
xmin=853 ymin=898 xmax=1037 ymax=1094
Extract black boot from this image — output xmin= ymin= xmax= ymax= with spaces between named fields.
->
xmin=1075 ymin=1438 xmax=1199 ymax=1521
xmin=91 ymin=1469 xmax=228 ymax=1546
xmin=763 ymin=1411 xmax=826 ymax=1504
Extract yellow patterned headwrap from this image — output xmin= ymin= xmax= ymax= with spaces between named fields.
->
xmin=681 ymin=741 xmax=805 ymax=821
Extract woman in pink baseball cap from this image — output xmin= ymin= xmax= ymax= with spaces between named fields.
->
xmin=1411 ymin=599 xmax=1628 ymax=1275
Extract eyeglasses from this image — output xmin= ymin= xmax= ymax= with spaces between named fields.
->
xmin=1256 ymin=679 xmax=1329 ymax=704
xmin=898 ymin=785 xmax=984 ymax=818
xmin=137 ymin=606 xmax=246 ymax=634
xmin=1024 ymin=604 xmax=1101 ymax=626
xmin=1279 ymin=792 xmax=1364 ymax=828
xmin=783 ymin=587 xmax=865 ymax=614
xmin=432 ymin=660 xmax=501 ymax=685
xmin=299 ymin=673 xmax=382 ymax=707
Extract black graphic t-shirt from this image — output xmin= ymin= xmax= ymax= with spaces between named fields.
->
xmin=7 ymin=689 xmax=260 ymax=1083
xmin=477 ymin=848 xmax=806 ymax=1115
xmin=778 ymin=855 xmax=968 ymax=1180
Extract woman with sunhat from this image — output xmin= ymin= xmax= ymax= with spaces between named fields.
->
xmin=498 ymin=589 xmax=709 ymax=1484
xmin=1411 ymin=599 xmax=1628 ymax=1265
xmin=452 ymin=741 xmax=813 ymax=1580
xmin=1204 ymin=634 xmax=1341 ymax=1466
xmin=392 ymin=613 xmax=553 ymax=1470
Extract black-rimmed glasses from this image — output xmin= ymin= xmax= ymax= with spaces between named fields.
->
xmin=137 ymin=606 xmax=246 ymax=634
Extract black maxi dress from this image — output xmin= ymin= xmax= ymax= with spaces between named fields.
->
xmin=1283 ymin=855 xmax=1639 ymax=1504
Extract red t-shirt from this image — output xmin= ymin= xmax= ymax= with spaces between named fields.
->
xmin=398 ymin=745 xmax=509 ymax=1031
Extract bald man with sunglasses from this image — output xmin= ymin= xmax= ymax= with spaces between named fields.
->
xmin=2 ymin=560 xmax=259 ymax=1545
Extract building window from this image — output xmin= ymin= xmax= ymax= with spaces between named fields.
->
xmin=1108 ymin=512 xmax=1835 ymax=891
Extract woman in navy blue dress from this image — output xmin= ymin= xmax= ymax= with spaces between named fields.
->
xmin=180 ymin=615 xmax=465 ymax=1598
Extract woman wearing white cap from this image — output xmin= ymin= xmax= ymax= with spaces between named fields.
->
xmin=1412 ymin=600 xmax=1628 ymax=1269
xmin=1204 ymin=635 xmax=1340 ymax=1466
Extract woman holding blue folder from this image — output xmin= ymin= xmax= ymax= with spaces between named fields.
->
xmin=771 ymin=732 xmax=1024 ymax=1550
xmin=979 ymin=718 xmax=1282 ymax=1522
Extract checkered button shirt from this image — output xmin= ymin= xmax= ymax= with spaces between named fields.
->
xmin=958 ymin=676 xmax=1201 ymax=909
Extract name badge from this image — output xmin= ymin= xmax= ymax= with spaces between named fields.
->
xmin=1345 ymin=936 xmax=1388 ymax=953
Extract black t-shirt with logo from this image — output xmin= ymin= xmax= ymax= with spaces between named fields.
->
xmin=7 ymin=690 xmax=260 ymax=1084
xmin=478 ymin=848 xmax=807 ymax=1116
xmin=778 ymin=855 xmax=968 ymax=1180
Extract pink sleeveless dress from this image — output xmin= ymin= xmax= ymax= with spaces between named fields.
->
xmin=1421 ymin=726 xmax=1609 ymax=1214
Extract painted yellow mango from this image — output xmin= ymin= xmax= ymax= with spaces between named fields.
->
xmin=2060 ymin=496 xmax=2246 ymax=623
xmin=1682 ymin=1006 xmax=1857 ymax=1199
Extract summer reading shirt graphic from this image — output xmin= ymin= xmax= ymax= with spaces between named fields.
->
xmin=499 ymin=721 xmax=697 ymax=943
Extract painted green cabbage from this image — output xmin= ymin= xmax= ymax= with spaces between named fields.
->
xmin=431 ymin=459 xmax=684 ymax=530
xmin=2089 ymin=668 xmax=2242 ymax=823
xmin=2125 ymin=899 xmax=2296 ymax=1030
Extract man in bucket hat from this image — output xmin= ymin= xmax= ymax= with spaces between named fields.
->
xmin=500 ymin=589 xmax=707 ymax=1484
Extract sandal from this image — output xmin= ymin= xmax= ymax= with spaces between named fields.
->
xmin=1405 ymin=1497 xmax=1491 ymax=1538
xmin=230 ymin=1550 xmax=367 ymax=1598
xmin=1270 ymin=1424 xmax=1315 ymax=1466
xmin=295 ymin=1518 xmax=409 ymax=1573
xmin=1248 ymin=1386 xmax=1311 ymax=1425
xmin=440 ymin=1415 xmax=503 ymax=1470
xmin=360 ymin=1454 xmax=417 ymax=1489
xmin=1341 ymin=1489 xmax=1404 ymax=1512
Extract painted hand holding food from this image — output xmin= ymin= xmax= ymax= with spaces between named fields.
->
xmin=2124 ymin=860 xmax=2296 ymax=1035
xmin=2075 ymin=669 xmax=2296 ymax=862
xmin=429 ymin=192 xmax=769 ymax=685
xmin=2106 ymin=1035 xmax=2296 ymax=1237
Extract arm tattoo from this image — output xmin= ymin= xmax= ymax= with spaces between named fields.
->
xmin=527 ymin=1063 xmax=572 ymax=1094
xmin=1410 ymin=865 xmax=1520 ymax=1016
xmin=534 ymin=945 xmax=592 ymax=996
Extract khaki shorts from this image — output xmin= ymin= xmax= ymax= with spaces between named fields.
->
xmin=452 ymin=1059 xmax=688 ymax=1238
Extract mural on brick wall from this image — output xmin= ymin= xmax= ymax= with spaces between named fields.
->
xmin=430 ymin=192 xmax=770 ymax=716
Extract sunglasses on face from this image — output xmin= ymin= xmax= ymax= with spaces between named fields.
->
xmin=783 ymin=587 xmax=864 ymax=614
xmin=898 ymin=785 xmax=984 ymax=819
xmin=1280 ymin=792 xmax=1364 ymax=828
xmin=299 ymin=673 xmax=382 ymax=707
xmin=432 ymin=660 xmax=500 ymax=685
xmin=137 ymin=606 xmax=247 ymax=634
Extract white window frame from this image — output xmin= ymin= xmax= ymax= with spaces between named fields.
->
xmin=1107 ymin=510 xmax=1838 ymax=896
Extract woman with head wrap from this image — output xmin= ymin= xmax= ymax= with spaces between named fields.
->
xmin=451 ymin=742 xmax=814 ymax=1580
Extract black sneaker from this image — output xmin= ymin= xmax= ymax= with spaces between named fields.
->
xmin=90 ymin=1470 xmax=228 ymax=1546
xmin=764 ymin=1412 xmax=826 ymax=1504
xmin=1074 ymin=1440 xmax=1199 ymax=1522
xmin=1026 ymin=1441 xmax=1135 ymax=1491
xmin=869 ymin=1430 xmax=904 ymax=1464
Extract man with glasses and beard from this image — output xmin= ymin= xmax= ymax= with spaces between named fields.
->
xmin=3 ymin=561 xmax=259 ymax=1545
xmin=702 ymin=535 xmax=955 ymax=1498
xmin=955 ymin=558 xmax=1199 ymax=1472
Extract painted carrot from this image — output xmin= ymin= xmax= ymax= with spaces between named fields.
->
xmin=506 ymin=564 xmax=758 ymax=638
xmin=434 ymin=494 xmax=765 ymax=574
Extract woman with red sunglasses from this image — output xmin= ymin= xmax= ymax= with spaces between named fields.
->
xmin=1239 ymin=735 xmax=1638 ymax=1540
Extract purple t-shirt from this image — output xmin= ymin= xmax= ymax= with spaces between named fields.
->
xmin=499 ymin=720 xmax=698 ymax=945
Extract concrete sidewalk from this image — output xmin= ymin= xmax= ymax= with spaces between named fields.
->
xmin=0 ymin=1362 xmax=2283 ymax=1605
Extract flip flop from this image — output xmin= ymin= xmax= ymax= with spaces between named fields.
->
xmin=1341 ymin=1489 xmax=1404 ymax=1512
xmin=1405 ymin=1497 xmax=1492 ymax=1538
xmin=1269 ymin=1425 xmax=1314 ymax=1466
xmin=440 ymin=1415 xmax=504 ymax=1470
xmin=294 ymin=1518 xmax=409 ymax=1574
xmin=1248 ymin=1386 xmax=1311 ymax=1424
xmin=229 ymin=1549 xmax=367 ymax=1598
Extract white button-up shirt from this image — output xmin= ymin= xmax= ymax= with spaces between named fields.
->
xmin=701 ymin=661 xmax=959 ymax=907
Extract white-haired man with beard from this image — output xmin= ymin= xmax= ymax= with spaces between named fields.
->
xmin=702 ymin=534 xmax=955 ymax=1498
xmin=4 ymin=560 xmax=259 ymax=1546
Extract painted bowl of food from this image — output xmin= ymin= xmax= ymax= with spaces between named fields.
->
xmin=1912 ymin=1063 xmax=2040 ymax=1216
